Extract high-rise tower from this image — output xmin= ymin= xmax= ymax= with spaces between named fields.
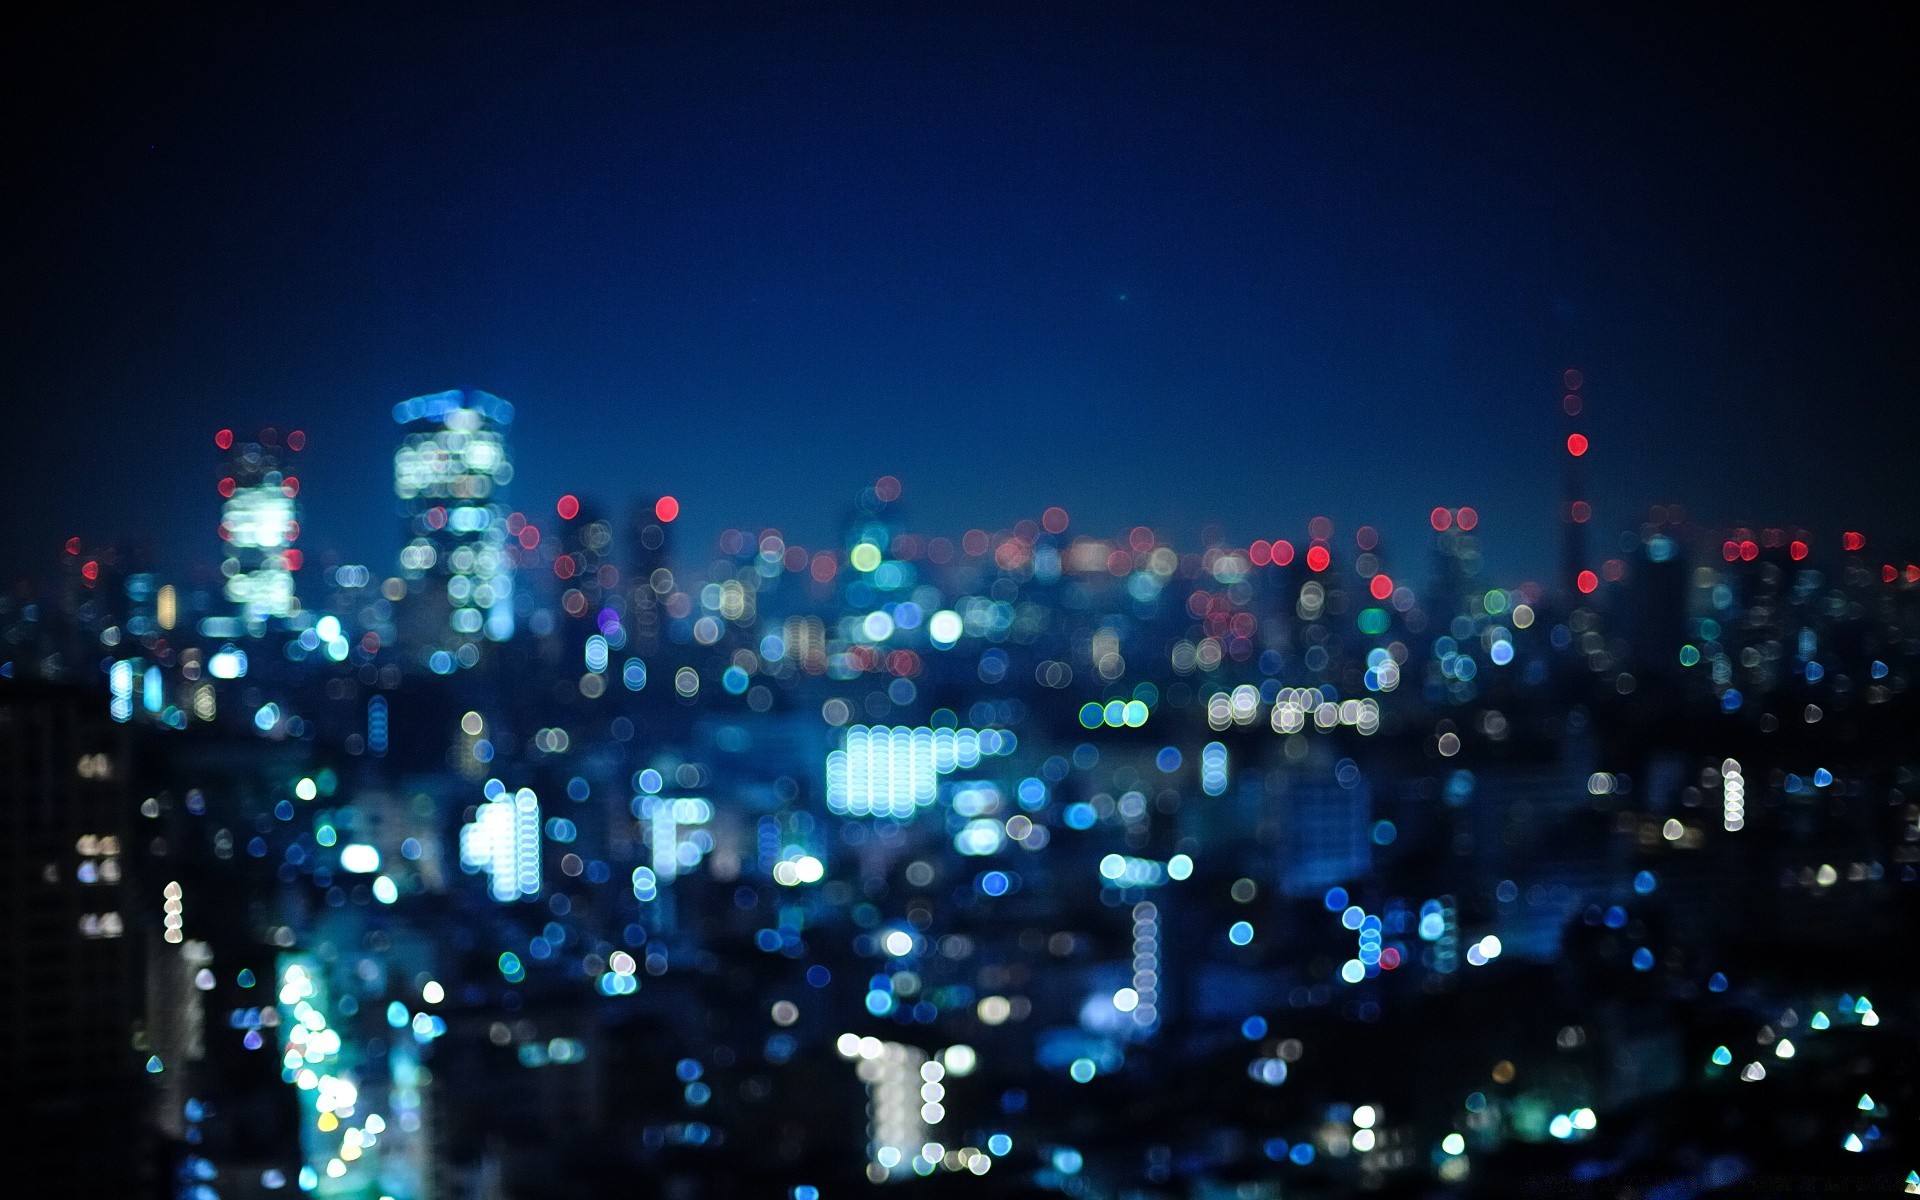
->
xmin=392 ymin=389 xmax=516 ymax=667
xmin=217 ymin=426 xmax=302 ymax=624
xmin=623 ymin=496 xmax=676 ymax=654
xmin=1559 ymin=369 xmax=1592 ymax=603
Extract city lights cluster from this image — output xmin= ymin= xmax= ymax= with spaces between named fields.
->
xmin=826 ymin=725 xmax=1012 ymax=817
xmin=459 ymin=783 xmax=542 ymax=902
xmin=1722 ymin=757 xmax=1746 ymax=832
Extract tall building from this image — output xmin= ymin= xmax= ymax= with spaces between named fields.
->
xmin=1279 ymin=769 xmax=1373 ymax=898
xmin=0 ymin=680 xmax=157 ymax=1196
xmin=218 ymin=427 xmax=303 ymax=624
xmin=554 ymin=492 xmax=616 ymax=645
xmin=392 ymin=389 xmax=516 ymax=668
xmin=623 ymin=497 xmax=676 ymax=654
xmin=1559 ymin=369 xmax=1592 ymax=603
xmin=1627 ymin=517 xmax=1689 ymax=681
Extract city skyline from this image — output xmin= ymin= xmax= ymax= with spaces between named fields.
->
xmin=3 ymin=5 xmax=1915 ymax=584
xmin=6 ymin=370 xmax=1904 ymax=603
xmin=4 ymin=7 xmax=1914 ymax=1199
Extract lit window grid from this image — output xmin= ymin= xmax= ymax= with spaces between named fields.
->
xmin=392 ymin=409 xmax=516 ymax=648
xmin=162 ymin=879 xmax=185 ymax=944
xmin=392 ymin=430 xmax=508 ymax=501
xmin=827 ymin=726 xmax=1011 ymax=817
xmin=857 ymin=1041 xmax=931 ymax=1180
xmin=459 ymin=790 xmax=541 ymax=902
xmin=366 ymin=696 xmax=388 ymax=755
xmin=1202 ymin=741 xmax=1229 ymax=797
xmin=644 ymin=797 xmax=713 ymax=881
xmin=110 ymin=659 xmax=134 ymax=723
xmin=1131 ymin=902 xmax=1160 ymax=1034
xmin=1434 ymin=897 xmax=1459 ymax=973
xmin=1722 ymin=757 xmax=1745 ymax=831
xmin=222 ymin=485 xmax=299 ymax=619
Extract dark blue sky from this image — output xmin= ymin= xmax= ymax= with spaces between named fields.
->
xmin=4 ymin=4 xmax=1912 ymax=585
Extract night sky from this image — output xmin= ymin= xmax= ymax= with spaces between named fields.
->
xmin=4 ymin=4 xmax=1913 ymax=585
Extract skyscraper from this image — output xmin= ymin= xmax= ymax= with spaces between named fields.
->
xmin=217 ymin=427 xmax=302 ymax=625
xmin=1559 ymin=369 xmax=1593 ymax=603
xmin=623 ymin=496 xmax=676 ymax=654
xmin=391 ymin=389 xmax=516 ymax=668
xmin=0 ymin=681 xmax=155 ymax=1196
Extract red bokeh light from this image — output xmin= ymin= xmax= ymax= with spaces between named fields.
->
xmin=518 ymin=526 xmax=541 ymax=550
xmin=1844 ymin=531 xmax=1866 ymax=551
xmin=810 ymin=552 xmax=836 ymax=583
xmin=874 ymin=475 xmax=902 ymax=503
xmin=1306 ymin=545 xmax=1331 ymax=572
xmin=655 ymin=495 xmax=680 ymax=523
xmin=1567 ymin=433 xmax=1589 ymax=457
xmin=1576 ymin=569 xmax=1598 ymax=594
xmin=214 ymin=428 xmax=233 ymax=450
xmin=1369 ymin=573 xmax=1393 ymax=600
xmin=553 ymin=555 xmax=575 ymax=579
xmin=1040 ymin=506 xmax=1069 ymax=535
xmin=1429 ymin=507 xmax=1452 ymax=532
xmin=1456 ymin=506 xmax=1479 ymax=531
xmin=556 ymin=494 xmax=580 ymax=521
xmin=287 ymin=430 xmax=306 ymax=451
xmin=1789 ymin=540 xmax=1808 ymax=561
xmin=1569 ymin=500 xmax=1591 ymax=523
xmin=1270 ymin=540 xmax=1295 ymax=567
xmin=1248 ymin=540 xmax=1272 ymax=567
xmin=283 ymin=549 xmax=303 ymax=570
